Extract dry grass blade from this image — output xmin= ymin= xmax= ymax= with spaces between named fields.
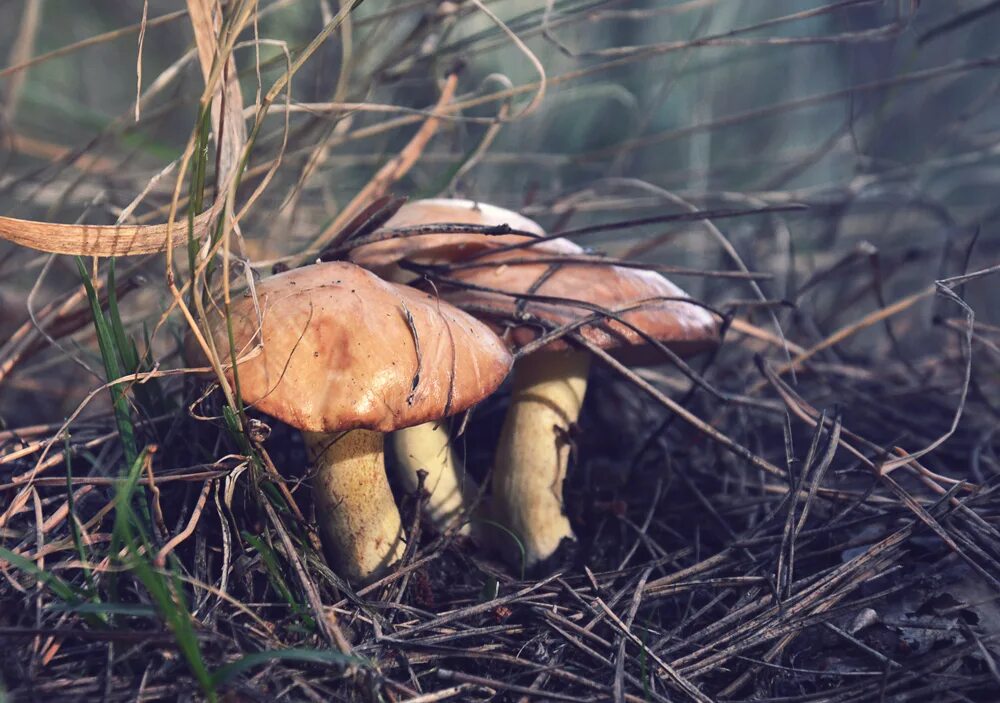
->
xmin=2 ymin=0 xmax=43 ymax=123
xmin=303 ymin=71 xmax=460 ymax=260
xmin=0 ymin=211 xmax=213 ymax=256
xmin=186 ymin=0 xmax=247 ymax=189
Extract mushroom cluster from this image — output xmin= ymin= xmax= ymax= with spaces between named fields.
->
xmin=197 ymin=262 xmax=512 ymax=583
xmin=351 ymin=199 xmax=721 ymax=571
xmin=195 ymin=199 xmax=720 ymax=585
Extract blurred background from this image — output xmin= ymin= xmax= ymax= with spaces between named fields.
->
xmin=0 ymin=0 xmax=996 ymax=426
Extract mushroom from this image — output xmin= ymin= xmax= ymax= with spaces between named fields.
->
xmin=445 ymin=247 xmax=721 ymax=570
xmin=350 ymin=199 xmax=547 ymax=536
xmin=197 ymin=261 xmax=512 ymax=583
xmin=351 ymin=199 xmax=720 ymax=571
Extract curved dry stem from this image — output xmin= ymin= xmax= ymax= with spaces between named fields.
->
xmin=491 ymin=349 xmax=591 ymax=569
xmin=392 ymin=421 xmax=477 ymax=535
xmin=305 ymin=429 xmax=405 ymax=584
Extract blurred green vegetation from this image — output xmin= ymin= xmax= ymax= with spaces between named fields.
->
xmin=0 ymin=0 xmax=994 ymax=418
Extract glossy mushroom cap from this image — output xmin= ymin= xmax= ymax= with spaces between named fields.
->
xmin=200 ymin=262 xmax=513 ymax=432
xmin=349 ymin=198 xmax=548 ymax=278
xmin=441 ymin=246 xmax=721 ymax=361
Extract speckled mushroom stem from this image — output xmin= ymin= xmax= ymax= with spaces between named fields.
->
xmin=304 ymin=429 xmax=406 ymax=584
xmin=491 ymin=349 xmax=591 ymax=569
xmin=392 ymin=421 xmax=477 ymax=535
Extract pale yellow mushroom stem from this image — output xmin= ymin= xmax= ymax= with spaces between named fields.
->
xmin=392 ymin=421 xmax=477 ymax=535
xmin=380 ymin=265 xmax=479 ymax=536
xmin=304 ymin=429 xmax=406 ymax=584
xmin=491 ymin=349 xmax=591 ymax=569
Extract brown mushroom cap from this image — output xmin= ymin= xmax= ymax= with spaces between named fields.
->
xmin=347 ymin=197 xmax=719 ymax=360
xmin=441 ymin=247 xmax=721 ymax=360
xmin=349 ymin=198 xmax=549 ymax=276
xmin=201 ymin=262 xmax=513 ymax=433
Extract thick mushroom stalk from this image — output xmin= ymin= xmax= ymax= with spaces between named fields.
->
xmin=491 ymin=349 xmax=591 ymax=569
xmin=305 ymin=429 xmax=406 ymax=584
xmin=392 ymin=422 xmax=477 ymax=534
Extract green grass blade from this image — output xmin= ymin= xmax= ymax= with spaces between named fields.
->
xmin=0 ymin=546 xmax=83 ymax=605
xmin=112 ymin=464 xmax=216 ymax=701
xmin=106 ymin=259 xmax=140 ymax=372
xmin=187 ymin=105 xmax=213 ymax=293
xmin=64 ymin=436 xmax=99 ymax=599
xmin=75 ymin=257 xmax=138 ymax=469
xmin=474 ymin=518 xmax=527 ymax=580
xmin=243 ymin=532 xmax=315 ymax=630
xmin=49 ymin=602 xmax=157 ymax=617
xmin=211 ymin=648 xmax=364 ymax=688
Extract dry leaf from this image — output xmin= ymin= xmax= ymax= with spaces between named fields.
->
xmin=0 ymin=212 xmax=214 ymax=257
